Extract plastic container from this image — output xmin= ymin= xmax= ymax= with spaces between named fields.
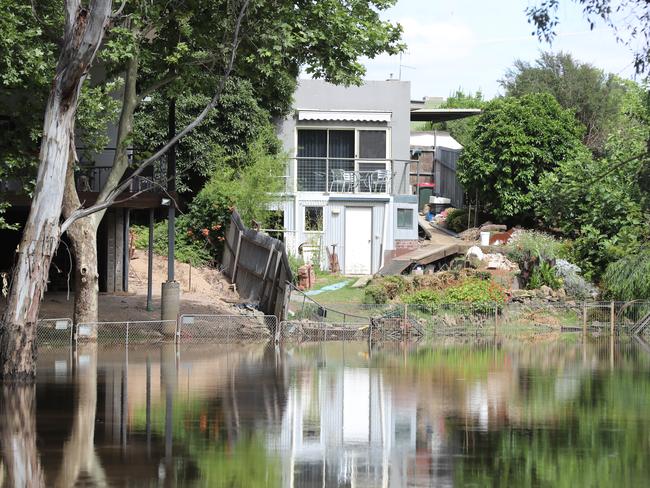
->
xmin=480 ymin=231 xmax=491 ymax=246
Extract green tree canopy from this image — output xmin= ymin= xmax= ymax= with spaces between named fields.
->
xmin=458 ymin=93 xmax=587 ymax=223
xmin=428 ymin=89 xmax=486 ymax=147
xmin=500 ymin=52 xmax=628 ymax=155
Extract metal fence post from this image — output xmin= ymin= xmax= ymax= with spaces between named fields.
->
xmin=125 ymin=321 xmax=129 ymax=346
xmin=582 ymin=302 xmax=587 ymax=336
xmin=610 ymin=301 xmax=615 ymax=336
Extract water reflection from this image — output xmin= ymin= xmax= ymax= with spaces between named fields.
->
xmin=0 ymin=337 xmax=649 ymax=486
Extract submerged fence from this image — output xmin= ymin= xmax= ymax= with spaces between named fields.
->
xmin=36 ymin=300 xmax=650 ymax=346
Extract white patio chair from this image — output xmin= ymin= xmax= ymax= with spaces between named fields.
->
xmin=370 ymin=170 xmax=389 ymax=192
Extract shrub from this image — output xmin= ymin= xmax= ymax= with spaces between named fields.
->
xmin=555 ymin=259 xmax=598 ymax=299
xmin=364 ymin=284 xmax=389 ymax=304
xmin=444 ymin=208 xmax=470 ymax=233
xmin=602 ymin=249 xmax=650 ymax=300
xmin=506 ymin=230 xmax=563 ymax=265
xmin=401 ymin=278 xmax=507 ymax=308
xmin=527 ymin=259 xmax=562 ymax=290
xmin=132 ymin=216 xmax=211 ymax=266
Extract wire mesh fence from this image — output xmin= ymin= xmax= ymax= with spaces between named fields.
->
xmin=34 ymin=300 xmax=650 ymax=346
xmin=178 ymin=314 xmax=278 ymax=342
xmin=37 ymin=318 xmax=73 ymax=346
xmin=76 ymin=320 xmax=177 ymax=344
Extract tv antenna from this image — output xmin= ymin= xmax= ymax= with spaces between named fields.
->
xmin=398 ymin=52 xmax=416 ymax=80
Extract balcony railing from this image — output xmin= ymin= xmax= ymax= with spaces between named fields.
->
xmin=75 ymin=163 xmax=167 ymax=194
xmin=289 ymin=157 xmax=410 ymax=194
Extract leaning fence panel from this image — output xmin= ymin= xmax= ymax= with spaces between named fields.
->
xmin=179 ymin=314 xmax=277 ymax=342
xmin=37 ymin=318 xmax=73 ymax=346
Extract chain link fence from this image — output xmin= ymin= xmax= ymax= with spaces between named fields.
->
xmin=35 ymin=300 xmax=650 ymax=345
xmin=178 ymin=314 xmax=278 ymax=342
xmin=75 ymin=320 xmax=177 ymax=344
xmin=37 ymin=318 xmax=73 ymax=346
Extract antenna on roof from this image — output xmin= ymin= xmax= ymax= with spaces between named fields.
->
xmin=398 ymin=53 xmax=416 ymax=80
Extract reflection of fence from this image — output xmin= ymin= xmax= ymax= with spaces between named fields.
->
xmin=222 ymin=211 xmax=292 ymax=320
xmin=37 ymin=318 xmax=74 ymax=346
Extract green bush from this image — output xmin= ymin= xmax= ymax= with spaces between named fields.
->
xmin=602 ymin=249 xmax=650 ymax=300
xmin=444 ymin=208 xmax=469 ymax=233
xmin=506 ymin=230 xmax=564 ymax=266
xmin=527 ymin=259 xmax=562 ymax=290
xmin=132 ymin=216 xmax=211 ymax=266
xmin=401 ymin=278 xmax=507 ymax=307
xmin=364 ymin=284 xmax=389 ymax=304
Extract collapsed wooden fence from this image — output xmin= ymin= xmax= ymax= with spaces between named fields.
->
xmin=221 ymin=210 xmax=292 ymax=320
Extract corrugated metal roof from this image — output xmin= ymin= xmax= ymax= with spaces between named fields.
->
xmin=298 ymin=110 xmax=392 ymax=122
xmin=410 ymin=131 xmax=463 ymax=151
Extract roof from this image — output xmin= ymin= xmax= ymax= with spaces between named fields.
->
xmin=410 ymin=131 xmax=463 ymax=151
xmin=297 ymin=109 xmax=391 ymax=123
xmin=410 ymin=108 xmax=481 ymax=122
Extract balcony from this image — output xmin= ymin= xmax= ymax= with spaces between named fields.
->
xmin=290 ymin=157 xmax=405 ymax=194
xmin=74 ymin=163 xmax=167 ymax=194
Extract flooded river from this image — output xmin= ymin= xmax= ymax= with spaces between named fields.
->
xmin=1 ymin=338 xmax=650 ymax=487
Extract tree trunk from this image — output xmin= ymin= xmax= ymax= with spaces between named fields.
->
xmin=63 ymin=165 xmax=99 ymax=330
xmin=0 ymin=0 xmax=112 ymax=379
xmin=0 ymin=385 xmax=45 ymax=487
xmin=63 ymin=48 xmax=139 ymax=329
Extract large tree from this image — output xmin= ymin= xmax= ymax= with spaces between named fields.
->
xmin=0 ymin=0 xmax=113 ymax=378
xmin=457 ymin=93 xmax=588 ymax=223
xmin=500 ymin=52 xmax=627 ymax=155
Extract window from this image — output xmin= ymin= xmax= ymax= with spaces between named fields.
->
xmin=397 ymin=208 xmax=413 ymax=229
xmin=359 ymin=130 xmax=387 ymax=159
xmin=305 ymin=206 xmax=323 ymax=231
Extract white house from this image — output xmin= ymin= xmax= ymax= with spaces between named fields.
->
xmin=276 ymin=79 xmax=420 ymax=275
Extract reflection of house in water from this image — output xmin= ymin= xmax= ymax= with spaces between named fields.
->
xmin=274 ymin=366 xmax=454 ymax=488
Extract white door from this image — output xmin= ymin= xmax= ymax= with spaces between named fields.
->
xmin=345 ymin=207 xmax=372 ymax=274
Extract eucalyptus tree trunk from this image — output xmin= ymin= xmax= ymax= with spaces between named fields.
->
xmin=63 ymin=49 xmax=139 ymax=328
xmin=0 ymin=0 xmax=112 ymax=379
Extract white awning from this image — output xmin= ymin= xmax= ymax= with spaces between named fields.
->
xmin=298 ymin=110 xmax=391 ymax=122
xmin=410 ymin=131 xmax=463 ymax=151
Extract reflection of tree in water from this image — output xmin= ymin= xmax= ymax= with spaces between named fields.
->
xmin=131 ymin=343 xmax=288 ymax=487
xmin=0 ymin=384 xmax=45 ymax=487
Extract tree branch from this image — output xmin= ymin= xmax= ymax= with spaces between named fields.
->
xmin=60 ymin=0 xmax=251 ymax=233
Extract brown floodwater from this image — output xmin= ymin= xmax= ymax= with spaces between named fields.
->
xmin=1 ymin=337 xmax=650 ymax=487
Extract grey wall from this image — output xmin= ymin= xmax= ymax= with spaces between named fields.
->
xmin=277 ymin=79 xmax=412 ymax=194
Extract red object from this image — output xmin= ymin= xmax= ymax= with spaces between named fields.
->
xmin=297 ymin=264 xmax=316 ymax=290
xmin=415 ymin=182 xmax=435 ymax=188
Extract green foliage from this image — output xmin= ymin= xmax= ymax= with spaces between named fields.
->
xmin=401 ymin=279 xmax=508 ymax=307
xmin=602 ymin=249 xmax=650 ymax=300
xmin=363 ymin=284 xmax=389 ymax=304
xmin=458 ymin=93 xmax=588 ymax=223
xmin=527 ymin=259 xmax=562 ymax=290
xmin=363 ymin=276 xmax=409 ymax=304
xmin=506 ymin=230 xmax=564 ymax=266
xmin=501 ymin=52 xmax=628 ymax=155
xmin=444 ymin=208 xmax=470 ymax=233
xmin=532 ymin=83 xmax=650 ymax=280
xmin=184 ymin=129 xmax=287 ymax=262
xmin=287 ymin=254 xmax=304 ymax=285
xmin=132 ymin=217 xmax=211 ymax=266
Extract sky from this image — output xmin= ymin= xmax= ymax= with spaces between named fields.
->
xmin=361 ymin=0 xmax=640 ymax=101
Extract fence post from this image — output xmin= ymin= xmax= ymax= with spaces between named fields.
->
xmin=404 ymin=303 xmax=409 ymax=338
xmin=582 ymin=302 xmax=587 ymax=336
xmin=231 ymin=230 xmax=243 ymax=283
xmin=610 ymin=301 xmax=615 ymax=336
xmin=126 ymin=321 xmax=129 ymax=346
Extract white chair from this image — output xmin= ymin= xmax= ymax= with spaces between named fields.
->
xmin=370 ymin=170 xmax=389 ymax=192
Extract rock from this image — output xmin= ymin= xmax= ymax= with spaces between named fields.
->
xmin=467 ymin=246 xmax=484 ymax=261
xmin=539 ymin=285 xmax=552 ymax=298
xmin=556 ymin=287 xmax=566 ymax=299
xmin=484 ymin=253 xmax=519 ymax=271
xmin=480 ymin=224 xmax=507 ymax=232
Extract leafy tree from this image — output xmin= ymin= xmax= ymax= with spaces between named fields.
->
xmin=532 ymin=81 xmax=650 ymax=279
xmin=184 ymin=125 xmax=286 ymax=260
xmin=602 ymin=248 xmax=650 ymax=300
xmin=457 ymin=93 xmax=587 ymax=223
xmin=500 ymin=52 xmax=627 ymax=155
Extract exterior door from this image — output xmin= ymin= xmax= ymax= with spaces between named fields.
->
xmin=345 ymin=207 xmax=372 ymax=274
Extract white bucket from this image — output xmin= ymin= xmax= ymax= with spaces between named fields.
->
xmin=480 ymin=231 xmax=491 ymax=246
